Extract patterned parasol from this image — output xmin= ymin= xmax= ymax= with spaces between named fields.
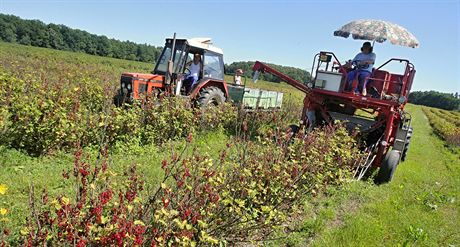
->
xmin=334 ymin=19 xmax=419 ymax=48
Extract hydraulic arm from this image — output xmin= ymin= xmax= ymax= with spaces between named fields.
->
xmin=252 ymin=61 xmax=311 ymax=95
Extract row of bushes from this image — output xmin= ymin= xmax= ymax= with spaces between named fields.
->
xmin=429 ymin=108 xmax=460 ymax=127
xmin=0 ymin=68 xmax=305 ymax=156
xmin=0 ymin=41 xmax=306 ymax=154
xmin=0 ymin=70 xmax=241 ymax=155
xmin=0 ymin=42 xmax=303 ymax=156
xmin=2 ymin=123 xmax=360 ymax=245
xmin=422 ymin=107 xmax=460 ymax=146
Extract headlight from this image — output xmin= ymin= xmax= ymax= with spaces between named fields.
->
xmin=122 ymin=82 xmax=126 ymax=88
xmin=127 ymin=84 xmax=132 ymax=90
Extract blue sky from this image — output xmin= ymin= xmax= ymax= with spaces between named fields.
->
xmin=1 ymin=0 xmax=459 ymax=93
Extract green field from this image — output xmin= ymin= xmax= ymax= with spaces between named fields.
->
xmin=0 ymin=42 xmax=459 ymax=246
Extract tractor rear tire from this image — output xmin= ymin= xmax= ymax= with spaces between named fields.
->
xmin=197 ymin=86 xmax=226 ymax=107
xmin=375 ymin=150 xmax=400 ymax=184
xmin=401 ymin=127 xmax=413 ymax=161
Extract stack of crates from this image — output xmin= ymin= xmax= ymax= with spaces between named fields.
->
xmin=242 ymin=88 xmax=283 ymax=110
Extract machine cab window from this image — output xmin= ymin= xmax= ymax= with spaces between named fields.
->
xmin=203 ymin=51 xmax=224 ymax=80
xmin=154 ymin=39 xmax=188 ymax=75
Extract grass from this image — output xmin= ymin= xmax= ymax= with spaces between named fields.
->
xmin=271 ymin=104 xmax=460 ymax=246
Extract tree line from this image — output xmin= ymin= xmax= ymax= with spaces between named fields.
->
xmin=225 ymin=61 xmax=311 ymax=84
xmin=409 ymin=91 xmax=460 ymax=111
xmin=0 ymin=14 xmax=163 ymax=63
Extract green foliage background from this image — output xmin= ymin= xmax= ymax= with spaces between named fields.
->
xmin=0 ymin=13 xmax=163 ymax=63
xmin=409 ymin=90 xmax=460 ymax=111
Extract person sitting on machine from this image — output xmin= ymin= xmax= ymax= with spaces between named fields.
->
xmin=345 ymin=42 xmax=376 ymax=96
xmin=184 ymin=53 xmax=203 ymax=94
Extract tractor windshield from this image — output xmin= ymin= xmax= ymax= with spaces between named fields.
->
xmin=203 ymin=51 xmax=224 ymax=80
xmin=154 ymin=40 xmax=188 ymax=75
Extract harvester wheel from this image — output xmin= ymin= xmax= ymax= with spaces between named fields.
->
xmin=375 ymin=150 xmax=400 ymax=184
xmin=197 ymin=86 xmax=226 ymax=107
xmin=401 ymin=127 xmax=413 ymax=161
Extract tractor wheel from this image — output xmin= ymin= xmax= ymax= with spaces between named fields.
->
xmin=375 ymin=150 xmax=401 ymax=184
xmin=197 ymin=86 xmax=226 ymax=107
xmin=401 ymin=127 xmax=413 ymax=161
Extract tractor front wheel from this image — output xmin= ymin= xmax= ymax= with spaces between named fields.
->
xmin=375 ymin=150 xmax=400 ymax=184
xmin=197 ymin=86 xmax=226 ymax=107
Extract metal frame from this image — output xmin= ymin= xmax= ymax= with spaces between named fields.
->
xmin=252 ymin=53 xmax=416 ymax=169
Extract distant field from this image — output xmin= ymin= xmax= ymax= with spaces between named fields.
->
xmin=0 ymin=41 xmax=153 ymax=86
xmin=0 ymin=42 xmax=458 ymax=246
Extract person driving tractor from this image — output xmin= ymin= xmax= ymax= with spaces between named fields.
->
xmin=184 ymin=53 xmax=203 ymax=94
xmin=346 ymin=42 xmax=376 ymax=96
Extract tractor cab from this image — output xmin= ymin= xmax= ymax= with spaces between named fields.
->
xmin=114 ymin=37 xmax=228 ymax=107
xmin=154 ymin=38 xmax=225 ymax=83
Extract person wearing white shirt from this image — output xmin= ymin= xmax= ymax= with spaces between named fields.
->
xmin=234 ymin=69 xmax=243 ymax=85
xmin=184 ymin=54 xmax=203 ymax=94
